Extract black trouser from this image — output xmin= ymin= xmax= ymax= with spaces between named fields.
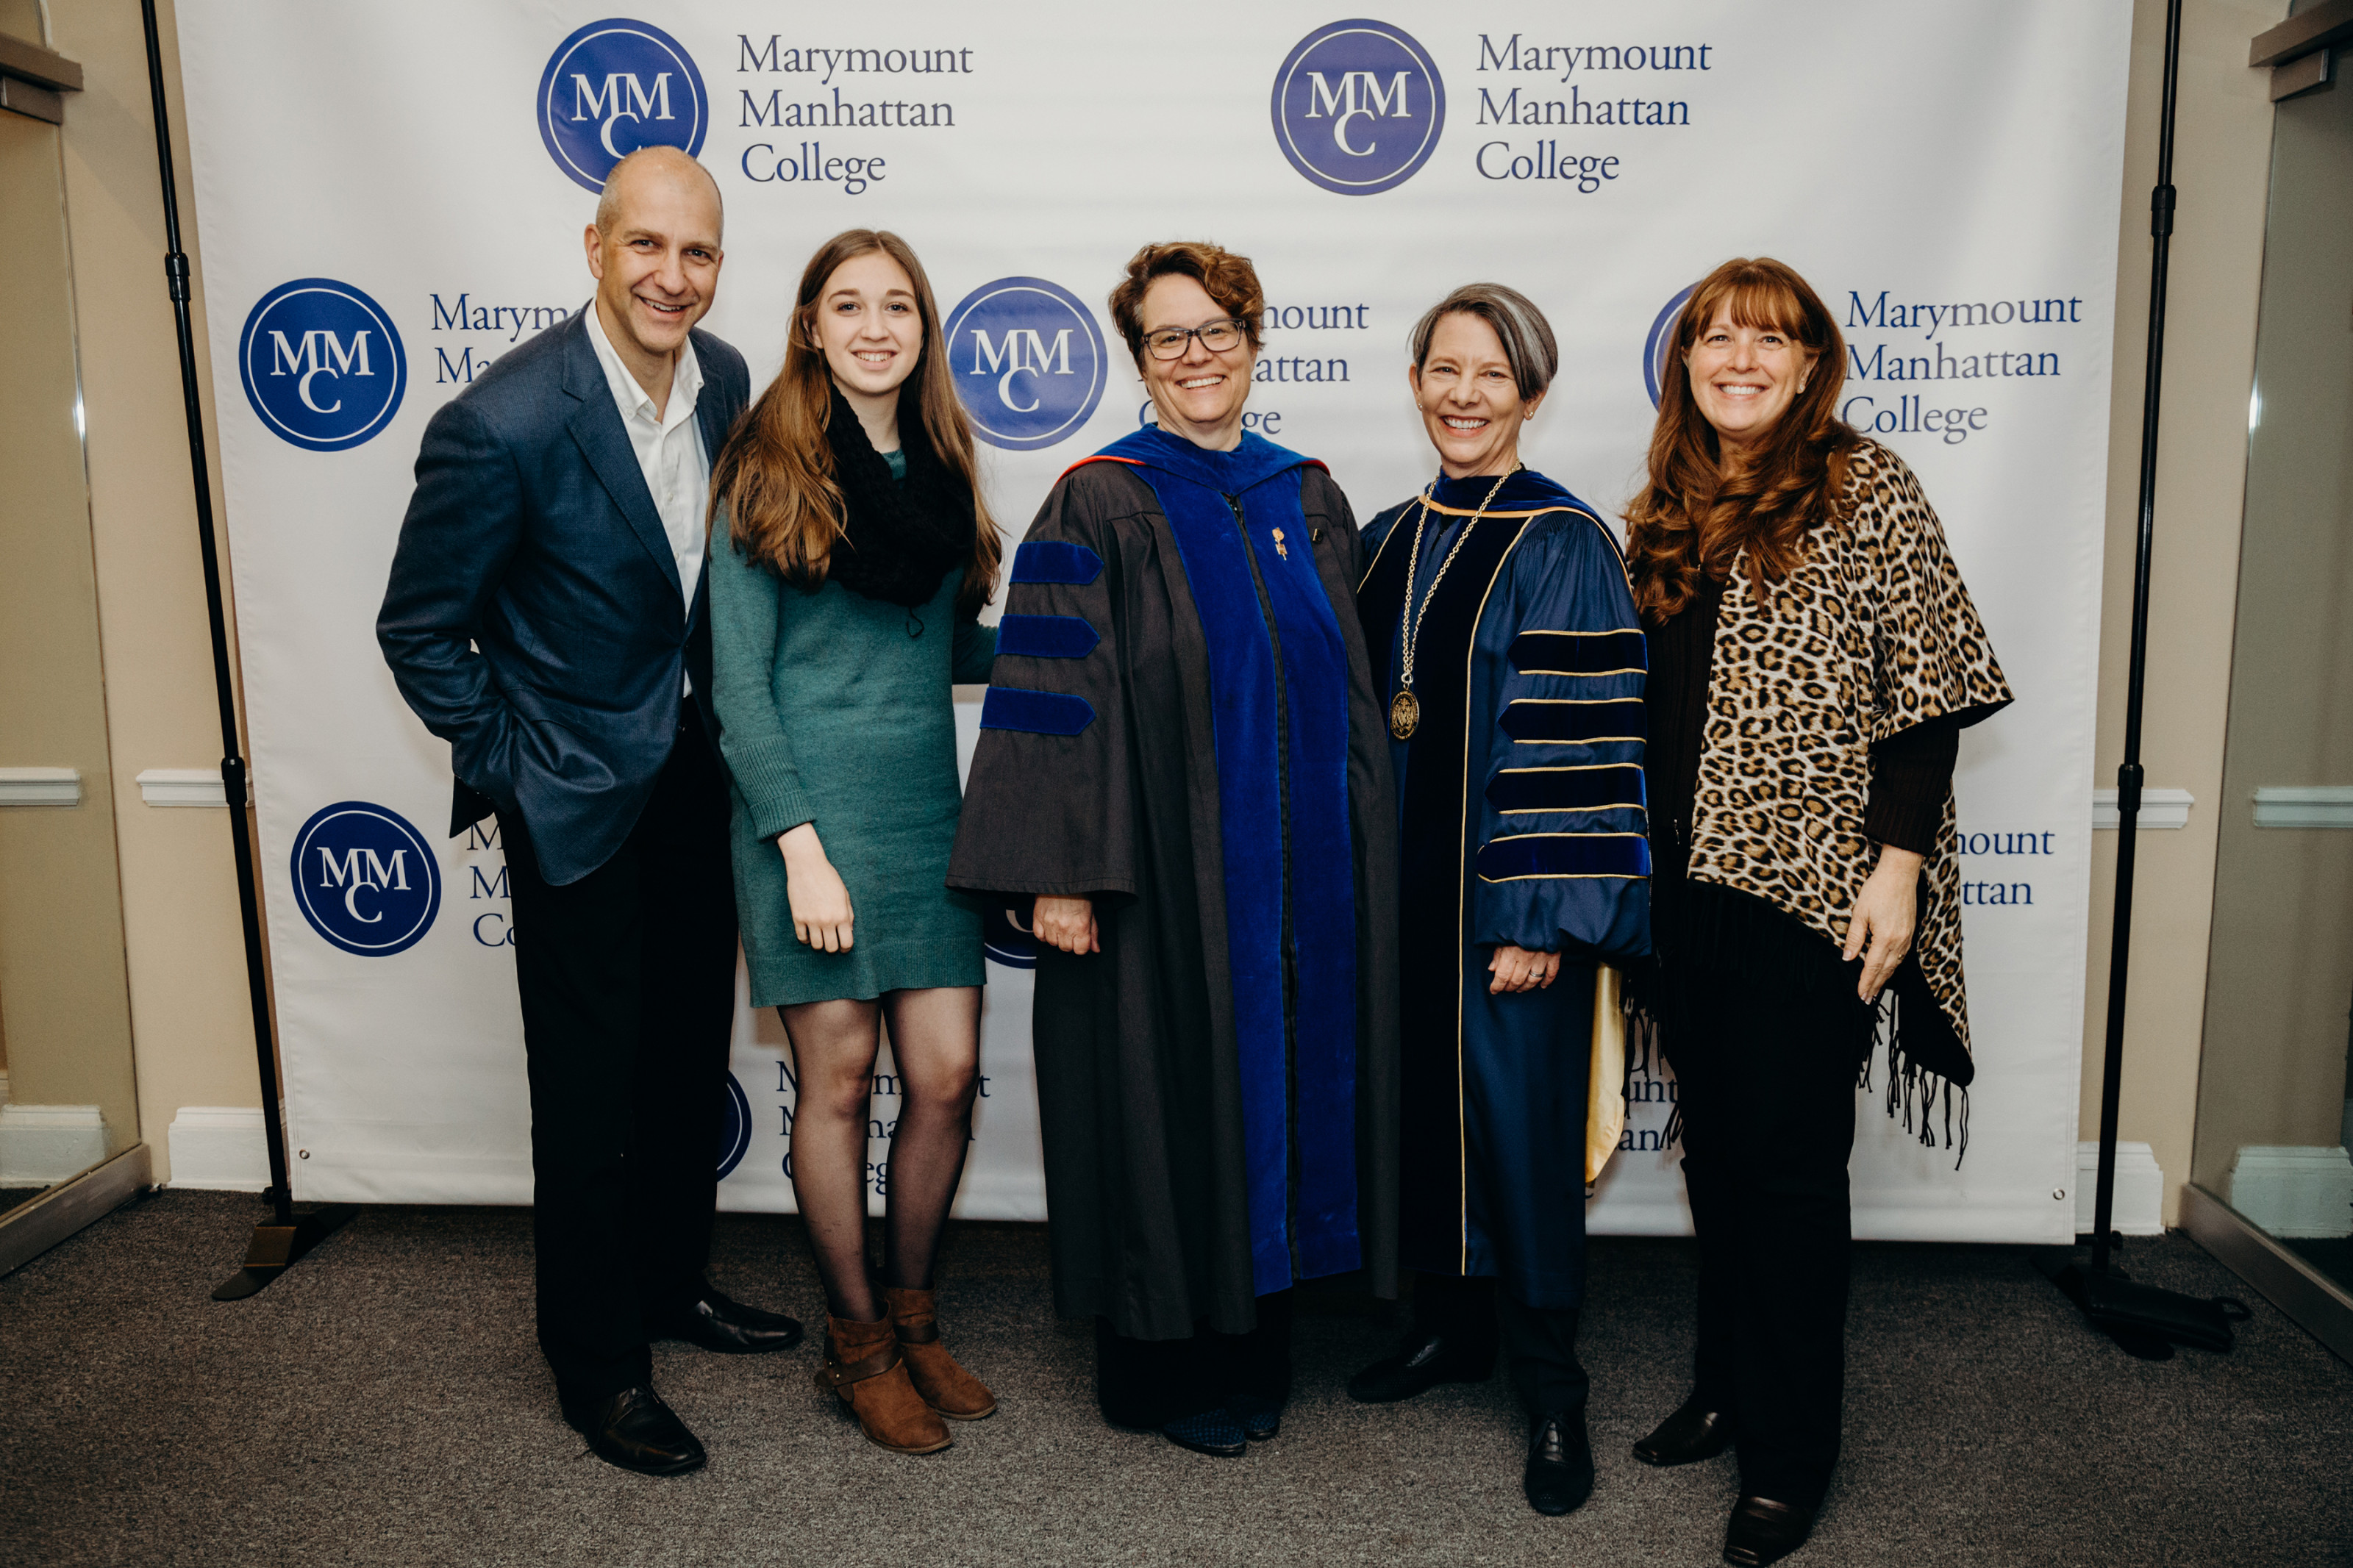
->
xmin=1414 ymin=1270 xmax=1588 ymax=1416
xmin=500 ymin=719 xmax=738 ymax=1406
xmin=1666 ymin=967 xmax=1874 ymax=1511
xmin=1095 ymin=1291 xmax=1294 ymax=1428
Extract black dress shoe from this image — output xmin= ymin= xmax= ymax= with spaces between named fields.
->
xmin=1229 ymin=1392 xmax=1282 ymax=1441
xmin=1632 ymin=1395 xmax=1735 ymax=1466
xmin=1522 ymin=1410 xmax=1596 ymax=1516
xmin=651 ymin=1289 xmax=804 ymax=1354
xmin=1345 ymin=1326 xmax=1495 ymax=1403
xmin=561 ymin=1386 xmax=706 ymax=1476
xmin=1723 ymin=1495 xmax=1815 ymax=1566
xmin=1162 ymin=1408 xmax=1248 ymax=1458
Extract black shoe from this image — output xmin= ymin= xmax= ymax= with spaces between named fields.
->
xmin=651 ymin=1289 xmax=804 ymax=1354
xmin=1632 ymin=1395 xmax=1735 ymax=1466
xmin=561 ymin=1386 xmax=707 ymax=1476
xmin=1522 ymin=1410 xmax=1596 ymax=1516
xmin=1345 ymin=1325 xmax=1495 ymax=1403
xmin=1163 ymin=1408 xmax=1248 ymax=1458
xmin=1723 ymin=1496 xmax=1815 ymax=1566
xmin=1229 ymin=1392 xmax=1282 ymax=1441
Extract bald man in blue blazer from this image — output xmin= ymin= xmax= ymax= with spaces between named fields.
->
xmin=378 ymin=148 xmax=797 ymax=1476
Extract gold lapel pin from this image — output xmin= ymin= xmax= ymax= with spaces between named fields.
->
xmin=1271 ymin=527 xmax=1289 ymax=559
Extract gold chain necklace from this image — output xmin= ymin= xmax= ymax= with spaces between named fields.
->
xmin=1391 ymin=465 xmax=1515 ymax=740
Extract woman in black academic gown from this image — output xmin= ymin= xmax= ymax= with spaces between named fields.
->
xmin=947 ymin=240 xmax=1400 ymax=1458
xmin=1346 ymin=284 xmax=1650 ymax=1517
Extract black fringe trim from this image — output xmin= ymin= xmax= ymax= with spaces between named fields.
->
xmin=1862 ymin=984 xmax=1971 ymax=1167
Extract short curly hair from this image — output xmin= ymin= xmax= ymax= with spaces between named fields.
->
xmin=1107 ymin=241 xmax=1265 ymax=363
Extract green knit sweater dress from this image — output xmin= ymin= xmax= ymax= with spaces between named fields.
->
xmin=707 ymin=478 xmax=998 ymax=1007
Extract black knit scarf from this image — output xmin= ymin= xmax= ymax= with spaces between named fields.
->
xmin=821 ymin=383 xmax=974 ymax=609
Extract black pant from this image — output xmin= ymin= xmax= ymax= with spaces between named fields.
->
xmin=1667 ymin=966 xmax=1875 ymax=1511
xmin=1414 ymin=1271 xmax=1588 ymax=1416
xmin=1095 ymin=1292 xmax=1294 ymax=1428
xmin=500 ymin=719 xmax=738 ymax=1405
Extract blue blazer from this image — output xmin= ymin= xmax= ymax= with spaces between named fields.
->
xmin=376 ymin=308 xmax=751 ymax=885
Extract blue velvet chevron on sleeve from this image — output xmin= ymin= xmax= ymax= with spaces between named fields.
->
xmin=979 ymin=686 xmax=1096 ymax=735
xmin=996 ymin=613 xmax=1101 ymax=659
xmin=1468 ymin=509 xmax=1652 ymax=962
xmin=1010 ymin=541 xmax=1104 ymax=586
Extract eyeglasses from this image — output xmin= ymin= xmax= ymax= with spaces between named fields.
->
xmin=1143 ymin=319 xmax=1248 ymax=359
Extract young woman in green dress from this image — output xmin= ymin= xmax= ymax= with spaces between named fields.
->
xmin=707 ymin=230 xmax=1002 ymax=1456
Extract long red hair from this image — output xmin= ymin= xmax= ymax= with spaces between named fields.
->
xmin=1624 ymin=257 xmax=1859 ymax=623
xmin=710 ymin=229 xmax=1001 ymax=615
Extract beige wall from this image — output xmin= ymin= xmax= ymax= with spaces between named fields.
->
xmin=0 ymin=104 xmax=138 ymax=1144
xmin=45 ymin=0 xmax=261 ymax=1183
xmin=29 ymin=1 xmax=2294 ymax=1205
xmin=2082 ymin=0 xmax=2287 ymax=1225
xmin=2189 ymin=59 xmax=2353 ymax=1187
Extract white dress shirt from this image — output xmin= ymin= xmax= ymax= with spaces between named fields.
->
xmin=584 ymin=301 xmax=710 ymax=617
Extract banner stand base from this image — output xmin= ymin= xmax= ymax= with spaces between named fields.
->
xmin=2032 ymin=1242 xmax=2250 ymax=1361
xmin=2032 ymin=1244 xmax=2171 ymax=1359
xmin=212 ymin=1203 xmax=358 ymax=1301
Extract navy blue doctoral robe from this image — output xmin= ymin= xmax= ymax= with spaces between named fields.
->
xmin=1357 ymin=468 xmax=1649 ymax=1310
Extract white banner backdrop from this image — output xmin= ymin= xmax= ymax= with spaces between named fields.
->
xmin=175 ymin=1 xmax=2124 ymax=1243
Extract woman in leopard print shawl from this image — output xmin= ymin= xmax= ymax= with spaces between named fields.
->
xmin=1621 ymin=258 xmax=2011 ymax=1563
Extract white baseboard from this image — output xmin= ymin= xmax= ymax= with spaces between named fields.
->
xmin=166 ymin=1106 xmax=271 ymax=1191
xmin=0 ymin=1103 xmax=110 ymax=1184
xmin=2226 ymin=1145 xmax=2353 ymax=1238
xmin=2252 ymin=785 xmax=2353 ymax=829
xmin=2077 ymin=1141 xmax=2165 ymax=1236
xmin=134 ymin=767 xmax=235 ymax=807
xmin=2092 ymin=787 xmax=2193 ymax=830
xmin=0 ymin=767 xmax=82 ymax=806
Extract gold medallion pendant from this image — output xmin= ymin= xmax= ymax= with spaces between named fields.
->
xmin=1389 ymin=690 xmax=1420 ymax=740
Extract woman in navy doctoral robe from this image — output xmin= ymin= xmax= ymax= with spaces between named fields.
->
xmin=1346 ymin=285 xmax=1649 ymax=1518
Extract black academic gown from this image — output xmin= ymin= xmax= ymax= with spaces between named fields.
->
xmin=947 ymin=430 xmax=1401 ymax=1342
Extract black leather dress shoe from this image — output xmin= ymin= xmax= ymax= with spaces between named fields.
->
xmin=561 ymin=1386 xmax=706 ymax=1476
xmin=1162 ymin=1408 xmax=1248 ymax=1458
xmin=1522 ymin=1410 xmax=1596 ymax=1516
xmin=1723 ymin=1495 xmax=1815 ymax=1566
xmin=1229 ymin=1393 xmax=1282 ymax=1441
xmin=1632 ymin=1395 xmax=1735 ymax=1466
xmin=651 ymin=1289 xmax=804 ymax=1354
xmin=1345 ymin=1326 xmax=1495 ymax=1403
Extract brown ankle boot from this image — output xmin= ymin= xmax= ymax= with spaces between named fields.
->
xmin=816 ymin=1313 xmax=951 ymax=1454
xmin=885 ymin=1286 xmax=997 ymax=1420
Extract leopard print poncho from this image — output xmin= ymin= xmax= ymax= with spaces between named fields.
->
xmin=1687 ymin=441 xmax=2013 ymax=1071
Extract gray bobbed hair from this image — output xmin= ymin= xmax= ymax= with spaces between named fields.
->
xmin=1407 ymin=283 xmax=1558 ymax=401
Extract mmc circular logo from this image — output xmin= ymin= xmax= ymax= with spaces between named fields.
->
xmin=1271 ymin=20 xmax=1445 ymax=196
xmin=717 ymin=1070 xmax=751 ymax=1178
xmin=289 ymin=801 xmax=440 ymax=957
xmin=238 ymin=279 xmax=407 ymax=451
xmin=538 ymin=18 xmax=708 ymax=192
xmin=982 ymin=906 xmax=1036 ymax=970
xmin=1643 ymin=284 xmax=1697 ymax=408
xmin=943 ymin=277 xmax=1107 ymax=451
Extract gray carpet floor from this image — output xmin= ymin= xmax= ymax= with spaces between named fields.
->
xmin=0 ymin=1191 xmax=2346 ymax=1567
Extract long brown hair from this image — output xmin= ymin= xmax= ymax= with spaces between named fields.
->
xmin=711 ymin=229 xmax=1001 ymax=615
xmin=1624 ymin=257 xmax=1859 ymax=623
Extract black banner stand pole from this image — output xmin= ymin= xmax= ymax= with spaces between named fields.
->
xmin=2038 ymin=0 xmax=2232 ymax=1357
xmin=138 ymin=0 xmax=356 ymax=1302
